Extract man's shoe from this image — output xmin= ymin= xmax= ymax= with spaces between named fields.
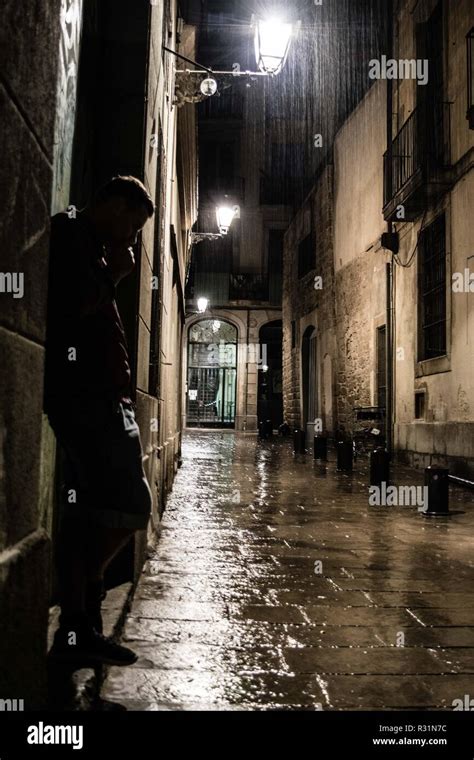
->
xmin=49 ymin=624 xmax=137 ymax=667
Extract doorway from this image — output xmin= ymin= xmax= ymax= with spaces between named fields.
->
xmin=186 ymin=319 xmax=237 ymax=428
xmin=302 ymin=326 xmax=318 ymax=440
xmin=257 ymin=320 xmax=283 ymax=431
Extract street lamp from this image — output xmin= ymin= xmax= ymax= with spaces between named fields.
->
xmin=216 ymin=205 xmax=238 ymax=235
xmin=190 ymin=204 xmax=239 ymax=244
xmin=253 ymin=17 xmax=294 ymax=75
xmin=165 ymin=15 xmax=298 ymax=106
xmin=197 ymin=297 xmax=209 ymax=313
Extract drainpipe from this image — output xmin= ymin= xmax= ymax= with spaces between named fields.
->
xmin=244 ymin=308 xmax=250 ymax=430
xmin=385 ymin=0 xmax=394 ymax=456
xmin=386 ymin=262 xmax=393 ymax=455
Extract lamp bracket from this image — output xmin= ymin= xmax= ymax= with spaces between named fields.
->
xmin=190 ymin=232 xmax=224 ymax=244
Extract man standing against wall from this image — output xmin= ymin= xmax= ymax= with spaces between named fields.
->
xmin=45 ymin=176 xmax=154 ymax=666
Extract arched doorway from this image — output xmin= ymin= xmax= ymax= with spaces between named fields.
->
xmin=186 ymin=319 xmax=237 ymax=428
xmin=258 ymin=320 xmax=283 ymax=431
xmin=301 ymin=326 xmax=318 ymax=440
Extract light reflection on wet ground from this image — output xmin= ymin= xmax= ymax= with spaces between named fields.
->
xmin=102 ymin=431 xmax=474 ymax=710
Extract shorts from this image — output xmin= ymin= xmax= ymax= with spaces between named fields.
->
xmin=49 ymin=399 xmax=152 ymax=530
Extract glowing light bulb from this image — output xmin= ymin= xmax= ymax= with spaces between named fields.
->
xmin=254 ymin=17 xmax=293 ymax=75
xmin=197 ymin=297 xmax=209 ymax=313
xmin=200 ymin=77 xmax=218 ymax=96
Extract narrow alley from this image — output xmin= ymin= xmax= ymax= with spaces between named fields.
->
xmin=102 ymin=432 xmax=474 ymax=711
xmin=2 ymin=0 xmax=474 ymax=747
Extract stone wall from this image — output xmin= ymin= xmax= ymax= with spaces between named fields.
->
xmin=143 ymin=3 xmax=197 ymax=528
xmin=0 ymin=0 xmax=63 ymax=708
xmin=282 ymin=164 xmax=336 ymax=433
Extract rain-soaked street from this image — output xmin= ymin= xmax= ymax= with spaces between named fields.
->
xmin=102 ymin=431 xmax=474 ymax=711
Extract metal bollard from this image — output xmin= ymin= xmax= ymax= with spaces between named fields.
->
xmin=258 ymin=421 xmax=268 ymax=439
xmin=264 ymin=419 xmax=273 ymax=438
xmin=423 ymin=466 xmax=450 ymax=516
xmin=336 ymin=440 xmax=353 ymax=471
xmin=370 ymin=446 xmax=390 ymax=487
xmin=293 ymin=428 xmax=306 ymax=455
xmin=314 ymin=435 xmax=328 ymax=460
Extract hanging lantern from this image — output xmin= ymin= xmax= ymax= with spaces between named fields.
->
xmin=254 ymin=17 xmax=294 ymax=75
xmin=197 ymin=297 xmax=209 ymax=313
xmin=216 ymin=205 xmax=238 ymax=235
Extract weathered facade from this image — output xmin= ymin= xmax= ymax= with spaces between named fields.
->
xmin=282 ymin=165 xmax=336 ymax=440
xmin=386 ymin=0 xmax=474 ymax=477
xmin=283 ymin=0 xmax=474 ymax=478
xmin=332 ymin=80 xmax=389 ymax=436
xmin=0 ymin=0 xmax=197 ymax=707
xmin=0 ymin=0 xmax=64 ymax=712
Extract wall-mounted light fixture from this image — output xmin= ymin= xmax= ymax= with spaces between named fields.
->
xmin=164 ymin=15 xmax=299 ymax=107
xmin=216 ymin=204 xmax=239 ymax=235
xmin=253 ymin=16 xmax=294 ymax=75
xmin=197 ymin=297 xmax=209 ymax=313
xmin=190 ymin=204 xmax=240 ymax=244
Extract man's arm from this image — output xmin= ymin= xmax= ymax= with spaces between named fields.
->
xmin=77 ymin=244 xmax=136 ymax=316
xmin=49 ymin=216 xmax=134 ymax=318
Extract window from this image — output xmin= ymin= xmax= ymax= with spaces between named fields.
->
xmin=418 ymin=214 xmax=447 ymax=361
xmin=415 ymin=392 xmax=426 ymax=419
xmin=416 ymin=2 xmax=445 ymax=167
xmin=298 ymin=234 xmax=314 ymax=279
xmin=291 ymin=320 xmax=296 ymax=350
xmin=376 ymin=325 xmax=386 ymax=409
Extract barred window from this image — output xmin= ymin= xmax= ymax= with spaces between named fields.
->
xmin=418 ymin=214 xmax=447 ymax=360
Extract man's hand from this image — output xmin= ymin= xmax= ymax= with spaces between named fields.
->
xmin=105 ymin=245 xmax=136 ymax=285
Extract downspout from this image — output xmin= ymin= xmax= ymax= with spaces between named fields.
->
xmin=244 ymin=308 xmax=250 ymax=431
xmin=386 ymin=262 xmax=393 ymax=456
xmin=385 ymin=0 xmax=394 ymax=456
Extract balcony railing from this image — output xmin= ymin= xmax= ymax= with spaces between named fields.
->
xmin=229 ymin=273 xmax=269 ymax=301
xmin=384 ymin=109 xmax=418 ymax=206
xmin=383 ymin=101 xmax=451 ymax=220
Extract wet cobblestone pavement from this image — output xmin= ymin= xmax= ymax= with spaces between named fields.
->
xmin=102 ymin=431 xmax=474 ymax=710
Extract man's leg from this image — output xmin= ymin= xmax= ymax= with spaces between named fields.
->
xmin=51 ymin=518 xmax=139 ymax=665
xmin=85 ymin=524 xmax=135 ymax=582
xmin=53 ymin=399 xmax=151 ymax=658
xmin=57 ymin=518 xmax=134 ymax=608
xmin=83 ymin=524 xmax=135 ymax=634
xmin=55 ymin=516 xmax=88 ymax=622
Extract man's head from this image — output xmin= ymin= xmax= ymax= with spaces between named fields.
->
xmin=92 ymin=175 xmax=154 ymax=247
